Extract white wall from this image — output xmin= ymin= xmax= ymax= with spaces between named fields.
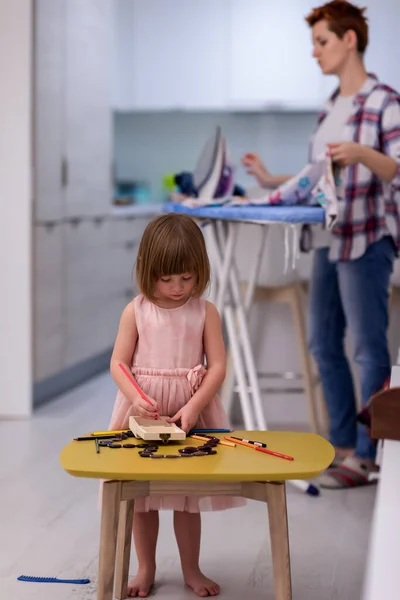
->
xmin=363 ymin=365 xmax=400 ymax=600
xmin=0 ymin=0 xmax=33 ymax=417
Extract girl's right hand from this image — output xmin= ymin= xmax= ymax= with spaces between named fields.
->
xmin=241 ymin=152 xmax=273 ymax=187
xmin=133 ymin=394 xmax=159 ymax=419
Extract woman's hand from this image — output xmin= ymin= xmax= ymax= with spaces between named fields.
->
xmin=133 ymin=394 xmax=159 ymax=419
xmin=241 ymin=152 xmax=273 ymax=187
xmin=167 ymin=404 xmax=199 ymax=433
xmin=328 ymin=142 xmax=362 ymax=167
xmin=329 ymin=142 xmax=398 ymax=182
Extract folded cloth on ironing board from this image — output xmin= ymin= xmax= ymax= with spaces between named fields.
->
xmin=269 ymin=151 xmax=338 ymax=230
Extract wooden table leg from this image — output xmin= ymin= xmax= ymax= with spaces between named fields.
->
xmin=98 ymin=481 xmax=122 ymax=600
xmin=115 ymin=499 xmax=135 ymax=600
xmin=266 ymin=482 xmax=292 ymax=600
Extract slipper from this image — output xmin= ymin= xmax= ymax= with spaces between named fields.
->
xmin=329 ymin=455 xmax=342 ymax=469
xmin=319 ymin=456 xmax=377 ymax=489
xmin=329 ymin=451 xmax=352 ymax=469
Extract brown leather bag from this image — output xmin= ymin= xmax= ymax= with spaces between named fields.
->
xmin=370 ymin=387 xmax=400 ymax=442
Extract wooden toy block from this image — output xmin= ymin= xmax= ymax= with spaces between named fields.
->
xmin=129 ymin=416 xmax=186 ymax=443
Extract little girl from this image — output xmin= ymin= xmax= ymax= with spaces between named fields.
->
xmin=108 ymin=213 xmax=244 ymax=598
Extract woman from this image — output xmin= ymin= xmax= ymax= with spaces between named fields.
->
xmin=242 ymin=0 xmax=400 ymax=488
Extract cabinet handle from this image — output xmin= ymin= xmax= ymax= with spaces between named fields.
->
xmin=43 ymin=221 xmax=57 ymax=232
xmin=61 ymin=158 xmax=68 ymax=188
xmin=67 ymin=216 xmax=81 ymax=227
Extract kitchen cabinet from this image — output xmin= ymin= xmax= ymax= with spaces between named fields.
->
xmin=64 ymin=0 xmax=113 ymax=216
xmin=228 ymin=0 xmax=324 ymax=110
xmin=108 ymin=217 xmax=148 ymax=294
xmin=33 ymin=0 xmax=65 ymax=221
xmin=64 ymin=297 xmax=114 ymax=367
xmin=113 ymin=0 xmax=400 ymax=112
xmin=365 ymin=0 xmax=400 ymax=92
xmin=113 ymin=0 xmax=325 ymax=111
xmin=62 ymin=216 xmax=152 ymax=369
xmin=33 ymin=0 xmax=115 ymax=386
xmin=64 ymin=220 xmax=111 ymax=308
xmin=32 ymin=216 xmax=153 ymax=381
xmin=34 ymin=0 xmax=112 ymax=221
xmin=63 ymin=220 xmax=118 ymax=368
xmin=33 ymin=225 xmax=65 ymax=380
xmin=229 ymin=0 xmax=400 ymax=109
xmin=113 ymin=0 xmax=230 ymax=111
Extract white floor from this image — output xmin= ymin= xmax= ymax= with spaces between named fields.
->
xmin=0 ymin=372 xmax=376 ymax=600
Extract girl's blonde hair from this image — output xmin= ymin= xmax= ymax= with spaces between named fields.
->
xmin=136 ymin=213 xmax=210 ymax=301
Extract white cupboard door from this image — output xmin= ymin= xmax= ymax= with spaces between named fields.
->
xmin=64 ymin=220 xmax=110 ymax=307
xmin=33 ymin=225 xmax=64 ymax=380
xmin=116 ymin=0 xmax=229 ymax=110
xmin=65 ymin=0 xmax=113 ymax=217
xmin=33 ymin=0 xmax=65 ymax=221
xmin=229 ymin=0 xmax=324 ymax=109
xmin=64 ymin=220 xmax=113 ymax=367
xmin=365 ymin=0 xmax=400 ymax=92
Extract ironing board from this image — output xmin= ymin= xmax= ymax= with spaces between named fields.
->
xmin=163 ymin=202 xmax=325 ymax=432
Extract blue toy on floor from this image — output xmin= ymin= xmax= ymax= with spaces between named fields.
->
xmin=18 ymin=575 xmax=90 ymax=584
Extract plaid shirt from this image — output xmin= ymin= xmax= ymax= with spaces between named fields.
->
xmin=310 ymin=74 xmax=400 ymax=261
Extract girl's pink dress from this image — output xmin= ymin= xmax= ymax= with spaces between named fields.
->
xmin=108 ymin=294 xmax=245 ymax=512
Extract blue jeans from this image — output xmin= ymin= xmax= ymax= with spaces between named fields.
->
xmin=308 ymin=236 xmax=395 ymax=460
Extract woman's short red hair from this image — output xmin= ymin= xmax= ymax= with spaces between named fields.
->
xmin=306 ymin=0 xmax=368 ymax=54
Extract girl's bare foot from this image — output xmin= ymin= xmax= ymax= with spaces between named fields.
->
xmin=127 ymin=568 xmax=155 ymax=598
xmin=184 ymin=568 xmax=220 ymax=597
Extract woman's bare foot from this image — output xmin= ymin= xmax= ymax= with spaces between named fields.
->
xmin=127 ymin=568 xmax=155 ymax=598
xmin=184 ymin=568 xmax=220 ymax=597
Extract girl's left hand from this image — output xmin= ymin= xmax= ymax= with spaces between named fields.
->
xmin=167 ymin=404 xmax=199 ymax=433
xmin=328 ymin=142 xmax=362 ymax=166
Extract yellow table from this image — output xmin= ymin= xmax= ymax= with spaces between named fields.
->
xmin=60 ymin=430 xmax=334 ymax=600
